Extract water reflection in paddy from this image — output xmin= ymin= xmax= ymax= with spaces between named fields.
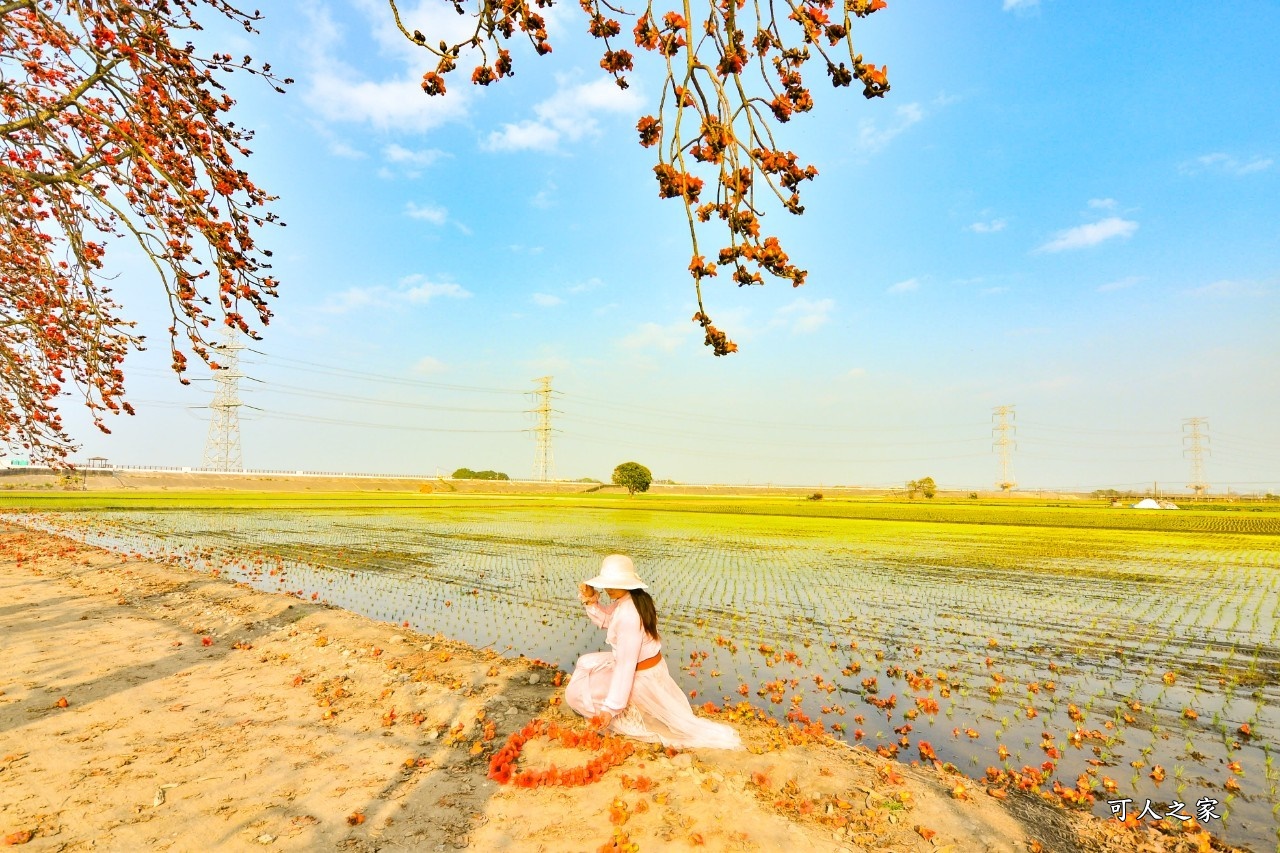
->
xmin=16 ymin=505 xmax=1280 ymax=849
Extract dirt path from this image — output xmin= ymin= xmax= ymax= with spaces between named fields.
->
xmin=0 ymin=526 xmax=1243 ymax=852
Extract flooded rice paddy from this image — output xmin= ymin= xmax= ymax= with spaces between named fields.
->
xmin=12 ymin=501 xmax=1280 ymax=849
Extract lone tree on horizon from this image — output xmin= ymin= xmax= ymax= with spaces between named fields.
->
xmin=613 ymin=461 xmax=653 ymax=496
xmin=907 ymin=476 xmax=936 ymax=499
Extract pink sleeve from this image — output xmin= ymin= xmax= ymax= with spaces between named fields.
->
xmin=603 ymin=606 xmax=643 ymax=712
xmin=584 ymin=599 xmax=617 ymax=629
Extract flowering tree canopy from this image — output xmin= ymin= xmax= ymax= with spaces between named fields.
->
xmin=388 ymin=0 xmax=890 ymax=355
xmin=0 ymin=0 xmax=287 ymax=463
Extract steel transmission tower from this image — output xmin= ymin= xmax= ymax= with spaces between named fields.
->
xmin=201 ymin=327 xmax=245 ymax=471
xmin=992 ymin=405 xmax=1017 ymax=491
xmin=1182 ymin=417 xmax=1210 ymax=497
xmin=530 ymin=376 xmax=554 ymax=481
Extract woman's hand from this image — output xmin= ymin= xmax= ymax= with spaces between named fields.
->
xmin=592 ymin=708 xmax=616 ymax=731
xmin=578 ymin=583 xmax=598 ymax=605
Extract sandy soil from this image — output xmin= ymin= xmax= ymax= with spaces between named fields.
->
xmin=0 ymin=525 xmax=1243 ymax=852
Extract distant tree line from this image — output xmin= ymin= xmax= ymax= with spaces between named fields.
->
xmin=452 ymin=468 xmax=509 ymax=480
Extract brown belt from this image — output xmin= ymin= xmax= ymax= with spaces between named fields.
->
xmin=635 ymin=652 xmax=662 ymax=672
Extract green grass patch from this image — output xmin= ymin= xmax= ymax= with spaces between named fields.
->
xmin=2 ymin=489 xmax=1279 ymax=535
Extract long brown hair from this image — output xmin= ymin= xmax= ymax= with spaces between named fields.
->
xmin=629 ymin=588 xmax=660 ymax=641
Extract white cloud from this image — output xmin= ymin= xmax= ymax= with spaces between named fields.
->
xmin=347 ymin=0 xmax=480 ymax=61
xmin=567 ymin=277 xmax=604 ymax=293
xmin=967 ymin=219 xmax=1006 ymax=234
xmin=1186 ymin=279 xmax=1267 ymax=298
xmin=520 ymin=351 xmax=574 ymax=373
xmin=402 ymin=275 xmax=470 ymax=303
xmin=1235 ymin=158 xmax=1273 ymax=174
xmin=485 ymin=121 xmax=561 ymax=153
xmin=300 ymin=3 xmax=469 ymax=133
xmin=1029 ymin=374 xmax=1079 ymax=392
xmin=1088 ymin=198 xmax=1117 ymax=210
xmin=412 ymin=356 xmax=448 ymax=374
xmin=1097 ymin=275 xmax=1142 ymax=293
xmin=384 ymin=144 xmax=447 ymax=167
xmin=980 ymin=286 xmax=1009 ymax=296
xmin=619 ymin=321 xmax=694 ymax=353
xmin=531 ymin=181 xmax=557 ymax=209
xmin=1002 ymin=0 xmax=1039 ymax=10
xmin=484 ymin=75 xmax=643 ymax=153
xmin=858 ymin=103 xmax=924 ymax=154
xmin=772 ymin=298 xmax=834 ymax=333
xmin=846 ymin=367 xmax=867 ymax=378
xmin=1036 ymin=217 xmax=1138 ymax=252
xmin=318 ymin=274 xmax=471 ymax=314
xmin=531 ymin=293 xmax=563 ymax=307
xmin=405 ymin=202 xmax=449 ymax=224
xmin=887 ymin=277 xmax=920 ymax=294
xmin=328 ymin=140 xmax=367 ymax=159
xmin=307 ymin=70 xmax=468 ymax=134
xmin=318 ymin=287 xmax=382 ymax=314
xmin=1180 ymin=153 xmax=1274 ymax=176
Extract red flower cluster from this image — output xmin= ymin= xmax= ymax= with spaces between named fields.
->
xmin=395 ymin=0 xmax=893 ymax=357
xmin=1 ymin=0 xmax=288 ymax=460
xmin=487 ymin=718 xmax=635 ymax=787
xmin=653 ymin=165 xmax=704 ymax=202
xmin=691 ymin=312 xmax=738 ymax=357
xmin=636 ymin=116 xmax=662 ymax=148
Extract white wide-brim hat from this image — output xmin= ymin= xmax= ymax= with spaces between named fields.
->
xmin=584 ymin=554 xmax=648 ymax=590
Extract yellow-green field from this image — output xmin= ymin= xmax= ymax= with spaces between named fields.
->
xmin=4 ymin=489 xmax=1279 ymax=532
xmin=5 ymin=492 xmax=1279 ymax=848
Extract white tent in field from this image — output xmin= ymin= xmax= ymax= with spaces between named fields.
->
xmin=1132 ymin=498 xmax=1180 ymax=509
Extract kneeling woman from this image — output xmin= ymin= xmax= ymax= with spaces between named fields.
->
xmin=565 ymin=555 xmax=742 ymax=750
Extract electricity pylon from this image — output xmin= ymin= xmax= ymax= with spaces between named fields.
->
xmin=992 ymin=405 xmax=1017 ymax=491
xmin=530 ymin=376 xmax=554 ymax=482
xmin=1182 ymin=417 xmax=1210 ymax=497
xmin=201 ymin=327 xmax=245 ymax=471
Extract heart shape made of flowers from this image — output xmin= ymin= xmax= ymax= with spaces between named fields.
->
xmin=488 ymin=717 xmax=635 ymax=787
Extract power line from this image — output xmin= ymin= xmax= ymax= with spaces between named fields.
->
xmin=1016 ymin=421 xmax=1171 ymax=437
xmin=566 ymin=431 xmax=994 ymax=465
xmin=556 ymin=412 xmax=991 ymax=448
xmin=245 ymin=408 xmax=526 ymax=434
xmin=560 ymin=391 xmax=990 ymax=434
xmin=990 ymin=434 xmax=1172 ymax=451
xmin=242 ymin=380 xmax=519 ymax=415
xmin=242 ymin=349 xmax=527 ymax=395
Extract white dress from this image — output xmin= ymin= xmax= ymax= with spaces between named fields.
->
xmin=564 ymin=595 xmax=743 ymax=750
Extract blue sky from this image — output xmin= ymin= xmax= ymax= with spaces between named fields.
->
xmin=62 ymin=0 xmax=1280 ymax=492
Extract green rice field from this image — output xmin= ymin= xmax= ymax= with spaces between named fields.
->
xmin=5 ymin=493 xmax=1279 ymax=850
